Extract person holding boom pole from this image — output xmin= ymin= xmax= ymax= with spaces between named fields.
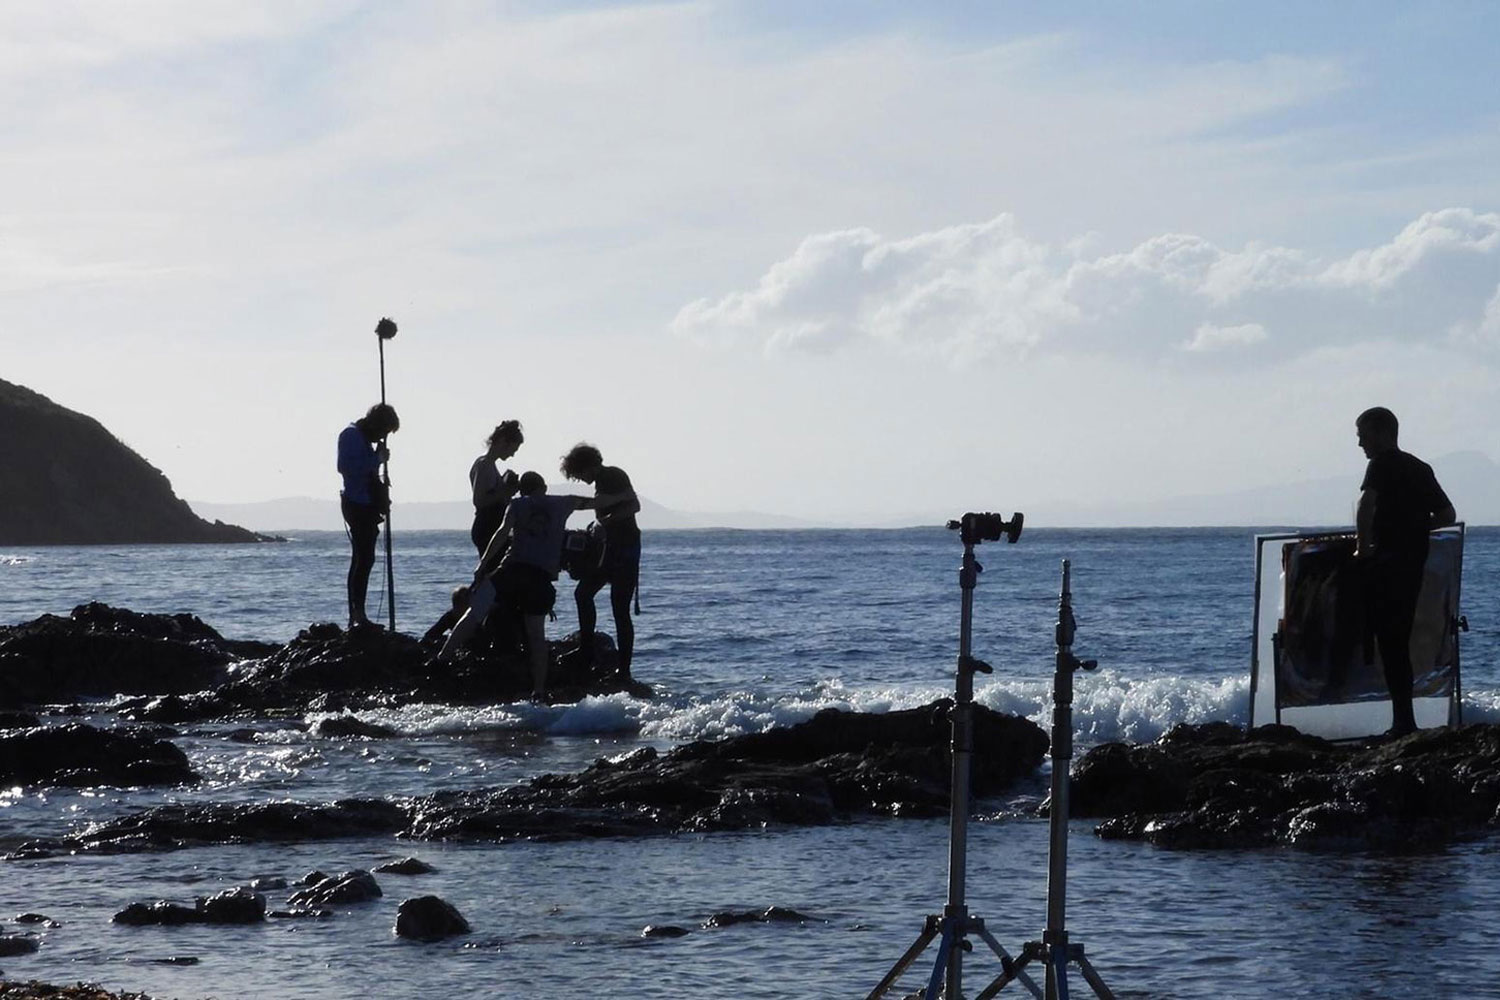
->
xmin=337 ymin=400 xmax=399 ymax=630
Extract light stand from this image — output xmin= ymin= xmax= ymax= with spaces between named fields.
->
xmin=980 ymin=560 xmax=1116 ymax=1000
xmin=867 ymin=512 xmax=1042 ymax=1000
xmin=376 ymin=316 xmax=398 ymax=632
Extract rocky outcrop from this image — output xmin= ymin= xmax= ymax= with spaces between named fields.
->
xmin=0 ymin=603 xmax=276 ymax=708
xmin=11 ymin=703 xmax=1049 ymax=857
xmin=287 ymin=870 xmax=382 ymax=907
xmin=0 ymin=723 xmax=194 ymax=788
xmin=1070 ymin=721 xmax=1500 ymax=850
xmin=113 ymin=887 xmax=266 ymax=926
xmin=0 ymin=377 xmax=263 ymax=545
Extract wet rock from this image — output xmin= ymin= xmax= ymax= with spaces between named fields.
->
xmin=641 ymin=924 xmax=691 ymax=938
xmin=703 ymin=906 xmax=817 ymax=928
xmin=16 ymin=702 xmax=1048 ymax=856
xmin=0 ymin=712 xmax=40 ymax=730
xmin=13 ymin=914 xmax=55 ymax=925
xmin=312 ymin=715 xmax=399 ymax=739
xmin=0 ymin=723 xmax=194 ymax=788
xmin=112 ymin=902 xmax=200 ymax=927
xmin=0 ymin=934 xmax=41 ymax=956
xmin=393 ymin=895 xmax=470 ymax=941
xmin=0 ymin=603 xmax=275 ymax=707
xmin=196 ymin=887 xmax=265 ymax=924
xmin=374 ymin=857 xmax=435 ymax=875
xmin=247 ymin=876 xmax=286 ymax=891
xmin=1071 ymin=722 xmax=1500 ymax=851
xmin=288 ymin=870 xmax=382 ymax=907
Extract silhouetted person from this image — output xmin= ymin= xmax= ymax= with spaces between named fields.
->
xmin=338 ymin=403 xmax=400 ymax=629
xmin=437 ymin=472 xmax=593 ymax=699
xmin=421 ymin=585 xmax=471 ymax=648
xmin=1354 ymin=406 xmax=1455 ymax=736
xmin=560 ymin=443 xmax=641 ymax=682
xmin=470 ymin=421 xmax=523 ymax=555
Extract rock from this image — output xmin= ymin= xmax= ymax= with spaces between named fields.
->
xmin=247 ymin=876 xmax=286 ymax=891
xmin=0 ymin=603 xmax=275 ymax=708
xmin=288 ymin=870 xmax=382 ymax=907
xmin=113 ymin=889 xmax=265 ymax=926
xmin=641 ymin=924 xmax=691 ymax=938
xmin=195 ymin=887 xmax=265 ymax=924
xmin=373 ymin=857 xmax=435 ymax=875
xmin=0 ymin=723 xmax=195 ymax=788
xmin=393 ymin=896 xmax=471 ymax=941
xmin=703 ymin=906 xmax=817 ymax=928
xmin=13 ymin=914 xmax=55 ymax=925
xmin=298 ymin=870 xmax=330 ymax=886
xmin=1070 ymin=722 xmax=1500 ymax=851
xmin=0 ymin=712 xmax=40 ymax=730
xmin=312 ymin=715 xmax=399 ymax=739
xmin=268 ymin=908 xmax=332 ymax=920
xmin=13 ymin=702 xmax=1050 ymax=857
xmin=0 ymin=934 xmax=41 ymax=955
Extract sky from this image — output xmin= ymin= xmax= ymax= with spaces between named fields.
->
xmin=3 ymin=1 xmax=1499 ymax=525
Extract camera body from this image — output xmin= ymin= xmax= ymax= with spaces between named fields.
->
xmin=950 ymin=511 xmax=1024 ymax=547
xmin=560 ymin=524 xmax=604 ymax=580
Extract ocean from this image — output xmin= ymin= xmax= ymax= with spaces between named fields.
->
xmin=2 ymin=526 xmax=1499 ymax=999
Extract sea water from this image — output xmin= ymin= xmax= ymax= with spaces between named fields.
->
xmin=1 ymin=527 xmax=1499 ymax=999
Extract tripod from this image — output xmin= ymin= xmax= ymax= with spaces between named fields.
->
xmin=981 ymin=560 xmax=1116 ymax=1000
xmin=867 ymin=513 xmax=1042 ymax=1000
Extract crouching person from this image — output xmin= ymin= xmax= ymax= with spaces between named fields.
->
xmin=437 ymin=472 xmax=591 ymax=700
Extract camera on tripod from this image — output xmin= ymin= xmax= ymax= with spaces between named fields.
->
xmin=948 ymin=511 xmax=1024 ymax=547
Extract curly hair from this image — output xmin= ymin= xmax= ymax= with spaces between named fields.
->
xmin=560 ymin=443 xmax=603 ymax=481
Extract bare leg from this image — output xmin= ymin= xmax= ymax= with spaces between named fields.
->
xmin=523 ymin=614 xmax=548 ymax=698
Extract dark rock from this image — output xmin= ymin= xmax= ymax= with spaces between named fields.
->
xmin=113 ymin=889 xmax=265 ymax=926
xmin=703 ymin=906 xmax=817 ymax=928
xmin=287 ymin=870 xmax=382 ymax=907
xmin=373 ymin=857 xmax=435 ymax=875
xmin=299 ymin=870 xmax=330 ymax=886
xmin=195 ymin=887 xmax=265 ymax=924
xmin=393 ymin=896 xmax=470 ymax=941
xmin=247 ymin=876 xmax=286 ymax=891
xmin=0 ymin=712 xmax=40 ymax=730
xmin=313 ymin=715 xmax=399 ymax=739
xmin=0 ymin=723 xmax=194 ymax=788
xmin=641 ymin=924 xmax=691 ymax=938
xmin=13 ymin=914 xmax=54 ymax=925
xmin=0 ymin=603 xmax=275 ymax=707
xmin=113 ymin=902 xmax=200 ymax=926
xmin=0 ymin=934 xmax=41 ymax=956
xmin=1070 ymin=721 xmax=1500 ymax=851
xmin=16 ymin=702 xmax=1049 ymax=856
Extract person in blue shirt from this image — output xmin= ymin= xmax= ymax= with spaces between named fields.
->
xmin=337 ymin=403 xmax=400 ymax=629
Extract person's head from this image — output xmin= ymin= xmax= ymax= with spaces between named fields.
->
xmin=487 ymin=420 xmax=524 ymax=460
xmin=359 ymin=403 xmax=400 ymax=439
xmin=517 ymin=470 xmax=547 ymax=496
xmin=1356 ymin=407 xmax=1399 ymax=458
xmin=560 ymin=443 xmax=604 ymax=484
xmin=450 ymin=585 xmax=471 ymax=610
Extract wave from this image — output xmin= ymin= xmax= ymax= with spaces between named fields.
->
xmin=0 ymin=555 xmax=34 ymax=566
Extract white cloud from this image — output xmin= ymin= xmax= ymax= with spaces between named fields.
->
xmin=674 ymin=208 xmax=1500 ymax=366
xmin=1183 ymin=322 xmax=1268 ymax=352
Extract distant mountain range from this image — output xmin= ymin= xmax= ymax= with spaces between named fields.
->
xmin=191 ymin=450 xmax=1500 ymax=531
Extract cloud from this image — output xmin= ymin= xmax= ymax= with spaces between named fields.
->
xmin=673 ymin=208 xmax=1500 ymax=365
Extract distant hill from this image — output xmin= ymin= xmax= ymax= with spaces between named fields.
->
xmin=188 ymin=494 xmax=823 ymax=532
xmin=0 ymin=377 xmax=261 ymax=545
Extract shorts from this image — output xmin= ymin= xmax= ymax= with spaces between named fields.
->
xmin=493 ymin=562 xmax=556 ymax=617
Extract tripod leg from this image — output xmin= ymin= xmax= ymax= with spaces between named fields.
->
xmin=1073 ymin=955 xmax=1116 ymax=1000
xmin=866 ymin=925 xmax=939 ymax=1000
xmin=974 ymin=927 xmax=1043 ymax=999
xmin=925 ymin=930 xmax=953 ymax=1000
xmin=975 ymin=950 xmax=1038 ymax=1000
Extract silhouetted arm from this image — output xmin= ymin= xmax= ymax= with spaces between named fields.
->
xmin=475 ymin=506 xmax=517 ymax=578
xmin=1355 ymin=489 xmax=1376 ymax=557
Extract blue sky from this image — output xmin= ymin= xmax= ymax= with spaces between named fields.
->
xmin=2 ymin=2 xmax=1498 ymax=523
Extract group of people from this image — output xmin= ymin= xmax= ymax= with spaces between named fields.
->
xmin=339 ymin=401 xmax=1458 ymax=735
xmin=337 ymin=407 xmax=641 ymax=700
